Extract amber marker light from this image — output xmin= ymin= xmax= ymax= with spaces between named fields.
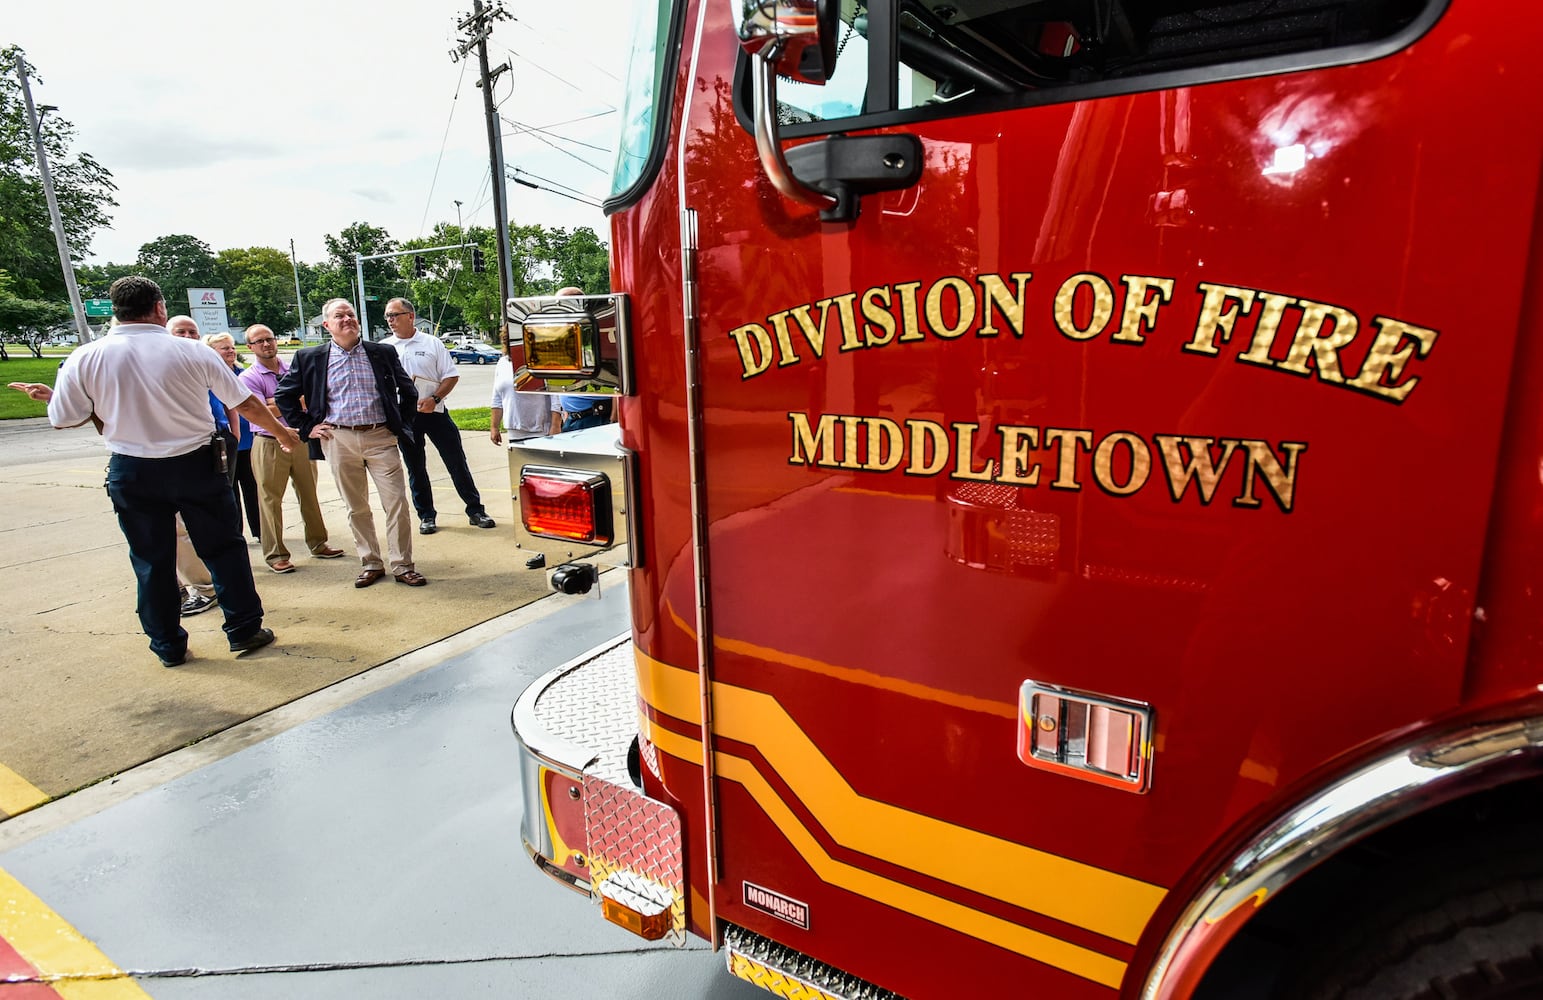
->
xmin=519 ymin=466 xmax=613 ymax=544
xmin=598 ymin=871 xmax=673 ymax=941
xmin=525 ymin=320 xmax=591 ymax=375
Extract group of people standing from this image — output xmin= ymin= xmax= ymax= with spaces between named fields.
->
xmin=7 ymin=277 xmax=503 ymax=667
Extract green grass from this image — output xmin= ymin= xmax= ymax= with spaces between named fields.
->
xmin=450 ymin=407 xmax=491 ymax=432
xmin=0 ymin=357 xmax=66 ymax=419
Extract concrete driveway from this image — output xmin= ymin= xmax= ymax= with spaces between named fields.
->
xmin=0 ymin=364 xmax=542 ymax=819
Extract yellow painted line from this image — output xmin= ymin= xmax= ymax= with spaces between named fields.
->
xmin=0 ymin=764 xmax=49 ymax=817
xmin=637 ymin=648 xmax=1164 ymax=946
xmin=646 ymin=720 xmax=1127 ymax=989
xmin=0 ymin=866 xmax=151 ymax=998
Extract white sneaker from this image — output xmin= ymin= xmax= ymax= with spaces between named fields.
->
xmin=180 ymin=591 xmax=217 ymax=617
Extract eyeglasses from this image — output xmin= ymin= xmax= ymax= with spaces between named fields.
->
xmin=247 ymin=338 xmax=275 ymax=345
xmin=384 ymin=312 xmax=410 ymax=319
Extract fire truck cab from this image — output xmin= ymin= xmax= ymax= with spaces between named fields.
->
xmin=510 ymin=1 xmax=1543 ymax=997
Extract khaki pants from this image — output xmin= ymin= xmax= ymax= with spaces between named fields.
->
xmin=175 ymin=513 xmax=213 ymax=598
xmin=320 ymin=427 xmax=414 ymax=575
xmin=251 ymin=434 xmax=330 ymax=567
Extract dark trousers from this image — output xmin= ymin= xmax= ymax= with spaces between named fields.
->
xmin=232 ymin=446 xmax=261 ymax=539
xmin=106 ymin=446 xmax=265 ymax=661
xmin=562 ymin=408 xmax=607 ymax=432
xmin=398 ymin=409 xmax=485 ymax=520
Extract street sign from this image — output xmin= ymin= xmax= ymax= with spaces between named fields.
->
xmin=84 ymin=298 xmax=112 ymax=318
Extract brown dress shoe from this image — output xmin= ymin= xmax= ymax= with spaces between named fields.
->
xmin=355 ymin=568 xmax=386 ymax=588
xmin=394 ymin=570 xmax=428 ymax=587
xmin=312 ymin=545 xmax=346 ymax=559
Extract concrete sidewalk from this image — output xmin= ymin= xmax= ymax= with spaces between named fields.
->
xmin=0 ymin=416 xmax=553 ymax=816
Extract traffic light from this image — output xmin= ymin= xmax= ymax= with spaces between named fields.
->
xmin=413 ymin=255 xmax=426 ymax=278
xmin=472 ymin=247 xmax=486 ymax=274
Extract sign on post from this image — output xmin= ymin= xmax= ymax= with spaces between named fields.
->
xmin=84 ymin=299 xmax=113 ymax=318
xmin=188 ymin=288 xmax=230 ymax=335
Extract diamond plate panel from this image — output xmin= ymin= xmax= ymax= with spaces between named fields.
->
xmin=729 ymin=952 xmax=843 ymax=1000
xmin=585 ymin=774 xmax=686 ymax=946
xmin=724 ymin=924 xmax=906 ymax=1000
xmin=532 ymin=637 xmax=637 ymax=783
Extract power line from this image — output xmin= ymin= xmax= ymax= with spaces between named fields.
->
xmin=508 ymin=165 xmax=598 ymax=201
xmin=508 ymin=169 xmax=602 ymax=208
xmin=418 ymin=58 xmax=472 ymax=239
xmin=510 ymin=18 xmax=623 ymax=85
xmin=500 ymin=114 xmax=608 ymax=173
xmin=501 ymin=45 xmax=618 ymax=109
xmin=530 ymin=109 xmax=617 ymax=131
xmin=501 ymin=116 xmax=611 ymax=154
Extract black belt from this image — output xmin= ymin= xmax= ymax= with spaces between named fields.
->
xmin=110 ymin=443 xmax=213 ymax=459
xmin=331 ymin=422 xmax=385 ymax=430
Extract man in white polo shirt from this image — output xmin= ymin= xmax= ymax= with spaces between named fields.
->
xmin=383 ymin=298 xmax=495 ymax=535
xmin=8 ymin=276 xmax=302 ymax=667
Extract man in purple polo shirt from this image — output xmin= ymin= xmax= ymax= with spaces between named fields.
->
xmin=238 ymin=325 xmax=343 ymax=573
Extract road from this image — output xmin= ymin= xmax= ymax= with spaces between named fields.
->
xmin=0 ymin=580 xmax=765 ymax=999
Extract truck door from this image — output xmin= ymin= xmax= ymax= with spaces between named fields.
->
xmin=675 ymin=1 xmax=1543 ymax=995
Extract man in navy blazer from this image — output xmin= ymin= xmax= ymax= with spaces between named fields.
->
xmin=275 ymin=299 xmax=427 ymax=588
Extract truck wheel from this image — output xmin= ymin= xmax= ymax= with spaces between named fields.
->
xmin=1280 ymin=833 xmax=1543 ymax=1000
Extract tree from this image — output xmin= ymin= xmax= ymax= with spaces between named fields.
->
xmin=299 ymin=259 xmax=353 ymax=328
xmin=217 ymin=246 xmax=300 ymax=333
xmin=323 ymin=222 xmax=406 ymax=335
xmin=0 ymin=294 xmax=70 ymax=359
xmin=398 ymin=223 xmax=473 ymax=334
xmin=0 ymin=46 xmax=118 ymax=300
xmin=76 ymin=261 xmax=138 ymax=298
xmin=135 ymin=234 xmax=217 ymax=317
xmin=395 ymin=221 xmax=612 ymax=337
xmin=545 ymin=226 xmax=610 ymax=295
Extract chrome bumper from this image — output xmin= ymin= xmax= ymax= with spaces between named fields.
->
xmin=511 ymin=634 xmax=686 ymax=945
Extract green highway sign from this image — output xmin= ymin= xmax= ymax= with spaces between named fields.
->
xmin=84 ymin=298 xmax=113 ymax=318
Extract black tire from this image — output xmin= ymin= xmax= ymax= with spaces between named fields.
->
xmin=1279 ymin=832 xmax=1543 ymax=1000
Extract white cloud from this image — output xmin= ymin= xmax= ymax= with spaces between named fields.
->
xmin=6 ymin=0 xmax=628 ymax=265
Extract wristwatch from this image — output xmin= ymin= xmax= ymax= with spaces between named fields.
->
xmin=431 ymin=393 xmax=442 ymax=403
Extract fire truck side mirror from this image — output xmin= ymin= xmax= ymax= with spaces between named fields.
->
xmin=734 ymin=0 xmax=852 ymax=218
xmin=734 ymin=0 xmax=838 ymax=84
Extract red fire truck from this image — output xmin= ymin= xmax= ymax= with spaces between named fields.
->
xmin=508 ymin=0 xmax=1543 ymax=996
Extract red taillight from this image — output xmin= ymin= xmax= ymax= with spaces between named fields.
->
xmin=519 ymin=467 xmax=613 ymax=544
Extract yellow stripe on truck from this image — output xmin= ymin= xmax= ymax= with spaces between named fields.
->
xmin=636 ymin=647 xmax=1165 ymax=947
xmin=644 ymin=719 xmax=1129 ymax=989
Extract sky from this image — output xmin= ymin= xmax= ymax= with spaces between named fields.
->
xmin=5 ymin=0 xmax=630 ymax=266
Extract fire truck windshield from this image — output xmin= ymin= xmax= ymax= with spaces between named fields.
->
xmin=772 ymin=0 xmax=1436 ymax=131
xmin=609 ymin=0 xmax=676 ymax=201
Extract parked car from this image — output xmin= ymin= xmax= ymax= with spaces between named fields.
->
xmin=449 ymin=343 xmax=501 ymax=365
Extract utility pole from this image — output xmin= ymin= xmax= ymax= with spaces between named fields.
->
xmin=453 ymin=1 xmax=515 ymax=328
xmin=289 ymin=239 xmax=306 ymax=341
xmin=13 ymin=52 xmax=91 ymax=344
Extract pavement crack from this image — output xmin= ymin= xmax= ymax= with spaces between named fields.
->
xmin=35 ymin=600 xmax=89 ymax=615
xmin=275 ymin=647 xmax=359 ymax=664
xmin=95 ymin=949 xmax=678 ymax=979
